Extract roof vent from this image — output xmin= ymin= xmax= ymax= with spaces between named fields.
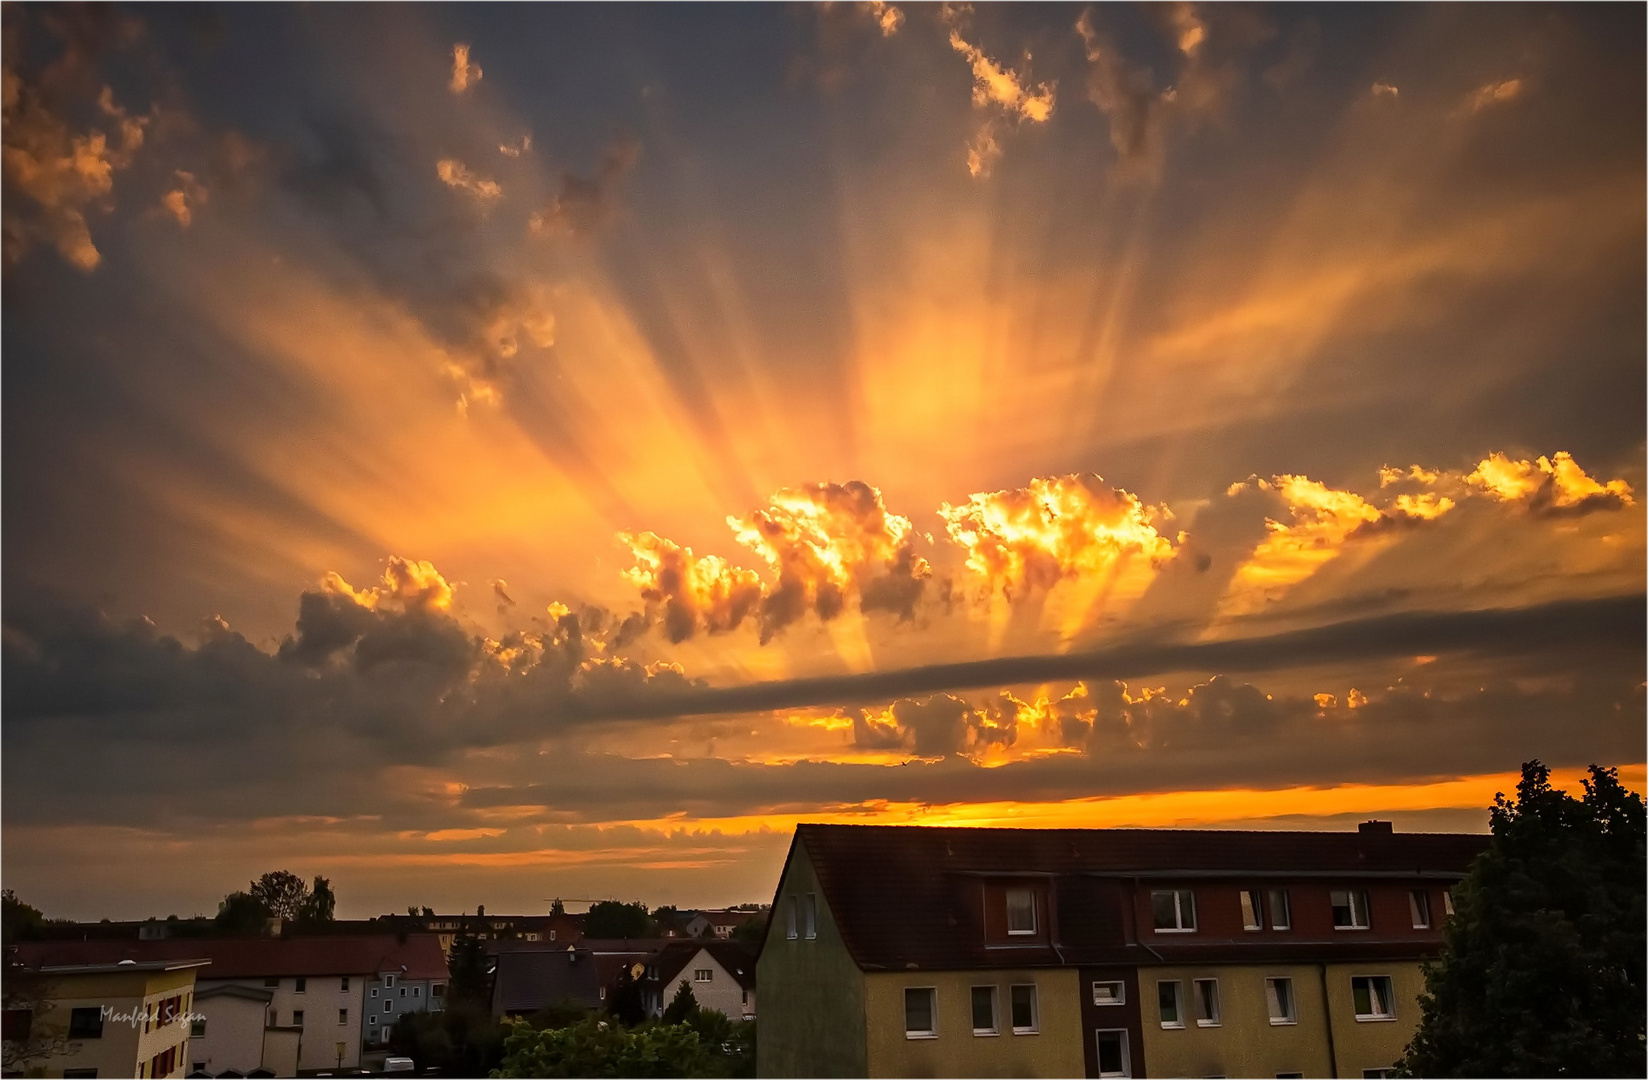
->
xmin=1358 ymin=820 xmax=1394 ymax=835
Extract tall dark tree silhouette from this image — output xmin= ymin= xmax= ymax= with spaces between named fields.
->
xmin=1398 ymin=762 xmax=1645 ymax=1077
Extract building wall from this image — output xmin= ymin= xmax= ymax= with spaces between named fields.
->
xmin=211 ymin=975 xmax=366 ymax=1071
xmin=756 ymin=839 xmax=868 ymax=1078
xmin=660 ymin=950 xmax=754 ymax=1021
xmin=188 ymin=993 xmax=267 ymax=1075
xmin=1136 ymin=963 xmax=1335 ymax=1080
xmin=1077 ymin=965 xmax=1146 ymax=1079
xmin=20 ymin=968 xmax=197 ymax=1080
xmin=1324 ymin=960 xmax=1425 ymax=1078
xmin=362 ymin=974 xmax=440 ymax=1054
xmin=862 ymin=968 xmax=1085 ymax=1080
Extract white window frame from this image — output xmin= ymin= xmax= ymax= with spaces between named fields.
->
xmin=370 ymin=988 xmax=378 ymax=998
xmin=1265 ymin=977 xmax=1296 ymax=1025
xmin=904 ymin=986 xmax=938 ymax=1039
xmin=385 ymin=975 xmax=395 ymax=988
xmin=1095 ymin=1028 xmax=1132 ymax=1078
xmin=1151 ymin=889 xmax=1197 ymax=933
xmin=1009 ymin=983 xmax=1039 ymax=1034
xmin=1332 ymin=889 xmax=1371 ymax=930
xmin=1006 ymin=887 xmax=1037 ymax=935
xmin=1443 ymin=888 xmax=1455 ymax=917
xmin=1193 ymin=979 xmax=1221 ymax=1027
xmin=970 ymin=985 xmax=999 ymax=1036
xmin=694 ymin=969 xmax=713 ymax=983
xmin=1157 ymin=980 xmax=1185 ymax=1029
xmin=1093 ymin=980 xmax=1125 ymax=1007
xmin=1240 ymin=889 xmax=1263 ymax=931
xmin=1268 ymin=888 xmax=1291 ymax=930
xmin=803 ymin=893 xmax=818 ymax=940
xmin=785 ymin=895 xmax=798 ymax=940
xmin=1409 ymin=889 xmax=1431 ymax=929
xmin=1351 ymin=975 xmax=1396 ymax=1022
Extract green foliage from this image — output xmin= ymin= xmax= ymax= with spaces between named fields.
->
xmin=607 ymin=965 xmax=647 ymax=1027
xmin=528 ymin=998 xmax=592 ymax=1029
xmin=389 ymin=1005 xmax=504 ymax=1077
xmin=297 ymin=876 xmax=335 ymax=925
xmin=585 ymin=899 xmax=652 ymax=939
xmin=492 ymin=1017 xmax=712 ymax=1078
xmin=662 ymin=981 xmax=699 ymax=1026
xmin=215 ymin=891 xmax=270 ymax=933
xmin=248 ymin=870 xmax=310 ymax=921
xmin=448 ymin=932 xmax=493 ymax=1009
xmin=1398 ymin=762 xmax=1645 ymax=1078
xmin=729 ymin=916 xmax=766 ymax=943
xmin=1 ymin=890 xmax=46 ymax=945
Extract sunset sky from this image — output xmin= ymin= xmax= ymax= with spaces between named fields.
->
xmin=4 ymin=3 xmax=1643 ymax=921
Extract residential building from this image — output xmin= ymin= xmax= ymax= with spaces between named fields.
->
xmin=683 ymin=910 xmax=762 ymax=940
xmin=491 ymin=948 xmax=605 ymax=1020
xmin=648 ymin=940 xmax=757 ymax=1021
xmin=3 ymin=956 xmax=208 ymax=1079
xmin=757 ymin=822 xmax=1484 ymax=1078
xmin=359 ymin=944 xmax=450 ymax=1063
xmin=375 ymin=911 xmax=584 ymax=957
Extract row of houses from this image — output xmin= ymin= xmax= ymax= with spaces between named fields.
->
xmin=490 ymin=938 xmax=757 ymax=1023
xmin=757 ymin=820 xmax=1484 ymax=1079
xmin=7 ymin=935 xmax=447 ymax=1077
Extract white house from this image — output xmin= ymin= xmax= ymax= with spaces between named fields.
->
xmin=650 ymin=941 xmax=756 ymax=1021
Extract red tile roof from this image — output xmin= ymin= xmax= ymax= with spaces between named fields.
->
xmin=12 ymin=934 xmax=448 ymax=981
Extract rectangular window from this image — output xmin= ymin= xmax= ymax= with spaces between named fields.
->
xmin=413 ymin=987 xmax=420 ymax=997
xmin=292 ymin=1010 xmax=304 ymax=1028
xmin=399 ymin=988 xmax=406 ymax=997
xmin=803 ymin=893 xmax=818 ymax=940
xmin=1093 ymin=981 xmax=1125 ymax=1006
xmin=1006 ymin=887 xmax=1037 ymax=935
xmin=1010 ymin=984 xmax=1038 ymax=1033
xmin=785 ymin=896 xmax=798 ymax=940
xmin=370 ymin=1015 xmax=378 ymax=1026
xmin=383 ymin=1001 xmax=392 ymax=1013
xmin=1332 ymin=889 xmax=1371 ymax=929
xmin=1193 ymin=979 xmax=1220 ymax=1026
xmin=264 ymin=977 xmax=279 ymax=988
xmin=694 ymin=969 xmax=713 ymax=982
xmin=371 ymin=988 xmax=379 ymax=997
xmin=1268 ymin=888 xmax=1291 ymax=929
xmin=190 ymin=1017 xmax=206 ymax=1038
xmin=386 ymin=975 xmax=395 ymax=988
xmin=68 ymin=1007 xmax=104 ymax=1040
xmin=1096 ymin=1029 xmax=1131 ymax=1078
xmin=1265 ymin=977 xmax=1296 ymax=1024
xmin=1151 ymin=889 xmax=1197 ymax=932
xmin=1443 ymin=889 xmax=1455 ymax=917
xmin=432 ymin=983 xmax=445 ymax=998
xmin=338 ymin=1009 xmax=348 ymax=1025
xmin=1351 ymin=976 xmax=1396 ymax=1021
xmin=1240 ymin=889 xmax=1263 ymax=930
xmin=1157 ymin=981 xmax=1183 ymax=1028
xmin=904 ymin=987 xmax=936 ymax=1038
xmin=341 ymin=977 xmax=350 ymax=992
xmin=295 ymin=977 xmax=306 ymax=994
xmin=1410 ymin=890 xmax=1431 ymax=929
xmin=971 ymin=986 xmax=998 ymax=1034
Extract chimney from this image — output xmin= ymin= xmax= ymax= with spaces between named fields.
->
xmin=1358 ymin=820 xmax=1393 ymax=836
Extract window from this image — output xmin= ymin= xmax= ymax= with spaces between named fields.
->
xmin=432 ymin=983 xmax=445 ymax=998
xmin=1151 ymin=889 xmax=1197 ymax=932
xmin=1351 ymin=976 xmax=1395 ymax=1021
xmin=1443 ymin=889 xmax=1455 ymax=917
xmin=386 ymin=975 xmax=395 ymax=988
xmin=62 ymin=1071 xmax=98 ymax=1079
xmin=1193 ymin=979 xmax=1220 ymax=1026
xmin=413 ymin=986 xmax=421 ymax=997
xmin=1010 ymin=984 xmax=1038 ymax=1033
xmin=1332 ymin=889 xmax=1371 ymax=929
xmin=1265 ymin=977 xmax=1296 ymax=1024
xmin=1268 ymin=888 xmax=1291 ymax=930
xmin=803 ymin=893 xmax=818 ymax=940
xmin=1096 ymin=1029 xmax=1131 ymax=1078
xmin=1410 ymin=890 xmax=1431 ymax=928
xmin=383 ymin=1000 xmax=393 ymax=1013
xmin=190 ymin=1017 xmax=206 ymax=1038
xmin=1093 ymin=981 xmax=1125 ymax=1006
xmin=68 ymin=1007 xmax=104 ymax=1040
xmin=341 ymin=977 xmax=350 ymax=992
xmin=694 ymin=969 xmax=713 ymax=982
xmin=264 ymin=977 xmax=280 ymax=988
xmin=785 ymin=896 xmax=798 ymax=940
xmin=399 ymin=988 xmax=406 ymax=997
xmin=904 ymin=987 xmax=936 ymax=1038
xmin=371 ymin=988 xmax=379 ymax=998
xmin=971 ymin=986 xmax=998 ymax=1034
xmin=338 ymin=1009 xmax=348 ymax=1025
xmin=370 ymin=1015 xmax=378 ymax=1026
xmin=1157 ymin=981 xmax=1184 ymax=1028
xmin=1006 ymin=887 xmax=1037 ymax=935
xmin=292 ymin=1010 xmax=305 ymax=1028
xmin=295 ymin=977 xmax=307 ymax=994
xmin=1240 ymin=889 xmax=1263 ymax=930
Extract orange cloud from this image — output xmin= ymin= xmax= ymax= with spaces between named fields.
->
xmin=1371 ymin=82 xmax=1400 ymax=99
xmin=862 ymin=0 xmax=904 ymax=37
xmin=435 ymin=158 xmax=502 ymax=201
xmin=938 ymin=474 xmax=1177 ymax=599
xmin=1464 ymin=78 xmax=1522 ymax=114
xmin=499 ymin=134 xmax=532 ymax=158
xmin=1465 ymin=451 xmax=1633 ymax=516
xmin=324 ymin=555 xmax=456 ymax=614
xmin=449 ymin=43 xmax=482 ymax=93
xmin=160 ymin=169 xmax=206 ymax=227
xmin=620 ymin=532 xmax=764 ymax=643
xmin=941 ymin=10 xmax=1053 ymax=177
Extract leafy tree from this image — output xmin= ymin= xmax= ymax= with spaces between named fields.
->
xmin=585 ymin=900 xmax=651 ymax=939
xmin=607 ymin=964 xmax=648 ymax=1027
xmin=423 ymin=905 xmax=436 ymax=917
xmin=550 ymin=897 xmax=566 ymax=916
xmin=215 ymin=891 xmax=271 ymax=933
xmin=297 ymin=876 xmax=336 ymax=925
xmin=529 ymin=998 xmax=592 ymax=1029
xmin=448 ymin=931 xmax=493 ymax=1009
xmin=492 ymin=1016 xmax=712 ymax=1078
xmin=662 ymin=982 xmax=700 ymax=1026
xmin=390 ymin=1005 xmax=504 ymax=1077
xmin=1 ymin=890 xmax=46 ymax=944
xmin=249 ymin=870 xmax=310 ymax=921
xmin=1398 ymin=762 xmax=1645 ymax=1078
xmin=729 ymin=915 xmax=766 ymax=944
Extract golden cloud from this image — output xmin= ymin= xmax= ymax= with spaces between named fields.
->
xmin=160 ymin=169 xmax=206 ymax=227
xmin=499 ymin=134 xmax=532 ymax=158
xmin=620 ymin=532 xmax=764 ymax=643
xmin=436 ymin=158 xmax=502 ymax=201
xmin=324 ymin=555 xmax=456 ymax=614
xmin=938 ymin=473 xmax=1177 ymax=599
xmin=947 ymin=27 xmax=1055 ymax=123
xmin=1464 ymin=78 xmax=1522 ymax=114
xmin=450 ymin=43 xmax=482 ymax=94
xmin=862 ymin=0 xmax=905 ymax=37
xmin=1465 ymin=451 xmax=1634 ymax=516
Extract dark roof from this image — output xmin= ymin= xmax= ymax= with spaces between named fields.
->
xmin=796 ymin=823 xmax=1488 ymax=972
xmin=192 ymin=985 xmax=274 ymax=1004
xmin=12 ymin=934 xmax=449 ymax=980
xmin=654 ymin=940 xmax=757 ymax=991
xmin=491 ymin=948 xmax=603 ymax=1015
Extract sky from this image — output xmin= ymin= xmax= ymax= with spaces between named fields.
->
xmin=3 ymin=2 xmax=1643 ymax=921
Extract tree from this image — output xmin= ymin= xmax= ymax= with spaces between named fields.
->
xmin=550 ymin=898 xmax=566 ymax=916
xmin=1397 ymin=762 xmax=1645 ymax=1078
xmin=492 ymin=1016 xmax=711 ymax=1078
xmin=607 ymin=965 xmax=647 ymax=1027
xmin=391 ymin=1005 xmax=504 ymax=1077
xmin=585 ymin=900 xmax=651 ymax=939
xmin=1 ymin=890 xmax=45 ymax=944
xmin=662 ymin=982 xmax=699 ymax=1026
xmin=249 ymin=870 xmax=310 ymax=921
xmin=1 ymin=892 xmax=78 ymax=1074
xmin=215 ymin=891 xmax=271 ymax=933
xmin=448 ymin=932 xmax=493 ymax=1009
xmin=297 ymin=876 xmax=336 ymax=926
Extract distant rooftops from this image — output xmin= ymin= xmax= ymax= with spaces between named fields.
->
xmin=12 ymin=933 xmax=448 ymax=980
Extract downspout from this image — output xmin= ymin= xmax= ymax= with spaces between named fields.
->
xmin=1318 ymin=963 xmax=1340 ymax=1079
